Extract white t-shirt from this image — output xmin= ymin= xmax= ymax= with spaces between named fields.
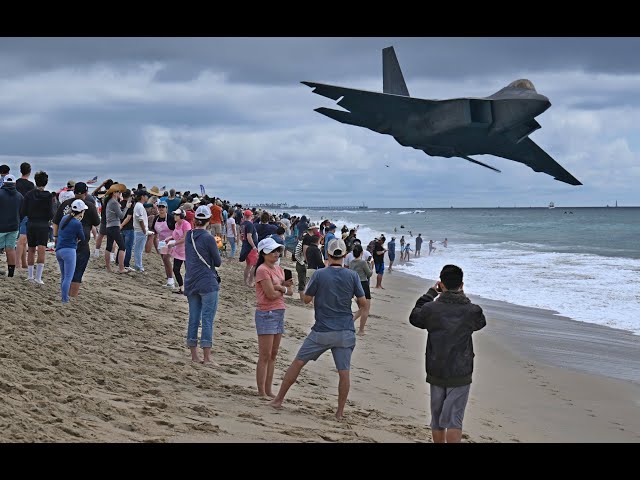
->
xmin=133 ymin=202 xmax=148 ymax=232
xmin=226 ymin=217 xmax=236 ymax=238
xmin=343 ymin=250 xmax=371 ymax=267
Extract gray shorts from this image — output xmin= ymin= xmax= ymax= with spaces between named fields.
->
xmin=295 ymin=330 xmax=356 ymax=371
xmin=255 ymin=309 xmax=285 ymax=335
xmin=429 ymin=384 xmax=470 ymax=430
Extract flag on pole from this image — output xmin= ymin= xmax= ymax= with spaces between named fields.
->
xmin=160 ymin=186 xmax=166 ymax=191
xmin=200 ymin=184 xmax=206 ymax=196
xmin=86 ymin=176 xmax=98 ymax=185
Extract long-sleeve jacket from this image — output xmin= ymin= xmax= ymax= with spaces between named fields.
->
xmin=409 ymin=288 xmax=486 ymax=387
xmin=20 ymin=188 xmax=54 ymax=225
xmin=0 ymin=183 xmax=23 ymax=232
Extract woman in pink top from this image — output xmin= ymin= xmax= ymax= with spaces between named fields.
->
xmin=152 ymin=201 xmax=176 ymax=288
xmin=166 ymin=208 xmax=192 ymax=295
xmin=253 ymin=237 xmax=293 ymax=398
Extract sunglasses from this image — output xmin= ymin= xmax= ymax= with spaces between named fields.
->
xmin=268 ymin=249 xmax=283 ymax=255
xmin=158 ymin=205 xmax=167 ymax=208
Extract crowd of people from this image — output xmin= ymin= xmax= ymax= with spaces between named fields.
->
xmin=1 ymin=163 xmax=482 ymax=442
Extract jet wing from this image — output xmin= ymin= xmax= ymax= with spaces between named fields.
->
xmin=302 ymin=81 xmax=437 ymax=114
xmin=490 ymin=137 xmax=582 ymax=186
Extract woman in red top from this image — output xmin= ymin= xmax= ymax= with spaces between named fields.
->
xmin=253 ymin=237 xmax=294 ymax=398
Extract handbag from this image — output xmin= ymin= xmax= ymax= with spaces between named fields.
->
xmin=190 ymin=231 xmax=221 ymax=284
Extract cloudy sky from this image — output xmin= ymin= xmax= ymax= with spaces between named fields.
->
xmin=0 ymin=37 xmax=638 ymax=208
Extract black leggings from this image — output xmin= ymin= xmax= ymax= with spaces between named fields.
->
xmin=173 ymin=259 xmax=184 ymax=287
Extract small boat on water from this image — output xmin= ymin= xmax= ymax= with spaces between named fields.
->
xmin=549 ymin=202 xmax=555 ymax=209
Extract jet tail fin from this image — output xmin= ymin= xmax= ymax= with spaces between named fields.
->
xmin=383 ymin=46 xmax=410 ymax=97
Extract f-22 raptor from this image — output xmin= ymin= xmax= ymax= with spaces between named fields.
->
xmin=303 ymin=46 xmax=582 ymax=186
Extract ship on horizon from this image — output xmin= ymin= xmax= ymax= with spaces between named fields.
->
xmin=549 ymin=202 xmax=555 ymax=209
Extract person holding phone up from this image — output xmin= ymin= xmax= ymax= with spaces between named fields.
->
xmin=253 ymin=237 xmax=294 ymax=399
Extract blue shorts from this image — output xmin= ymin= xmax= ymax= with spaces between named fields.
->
xmin=429 ymin=384 xmax=471 ymax=430
xmin=375 ymin=262 xmax=384 ymax=275
xmin=255 ymin=309 xmax=285 ymax=335
xmin=295 ymin=330 xmax=356 ymax=371
xmin=388 ymin=253 xmax=395 ymax=261
xmin=0 ymin=231 xmax=18 ymax=249
xmin=19 ymin=216 xmax=28 ymax=235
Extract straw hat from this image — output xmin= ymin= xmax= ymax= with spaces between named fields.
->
xmin=148 ymin=185 xmax=162 ymax=196
xmin=104 ymin=183 xmax=127 ymax=196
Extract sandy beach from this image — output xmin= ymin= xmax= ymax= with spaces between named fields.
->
xmin=1 ymin=246 xmax=639 ymax=443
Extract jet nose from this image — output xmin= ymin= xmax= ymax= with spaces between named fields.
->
xmin=532 ymin=94 xmax=551 ymax=115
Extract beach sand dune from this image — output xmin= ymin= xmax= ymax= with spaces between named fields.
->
xmin=1 ymin=245 xmax=638 ymax=442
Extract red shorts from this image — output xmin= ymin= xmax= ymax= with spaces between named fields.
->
xmin=246 ymin=249 xmax=259 ymax=266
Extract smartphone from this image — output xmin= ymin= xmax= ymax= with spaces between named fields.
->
xmin=284 ymin=268 xmax=292 ymax=281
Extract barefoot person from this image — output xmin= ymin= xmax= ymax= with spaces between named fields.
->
xmin=184 ymin=205 xmax=222 ymax=364
xmin=270 ymin=239 xmax=366 ymax=420
xmin=238 ymin=209 xmax=258 ymax=287
xmin=409 ymin=264 xmax=486 ymax=443
xmin=349 ymin=244 xmax=372 ymax=335
xmin=103 ymin=183 xmax=130 ymax=274
xmin=253 ymin=237 xmax=293 ymax=398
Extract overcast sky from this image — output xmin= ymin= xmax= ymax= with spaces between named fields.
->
xmin=0 ymin=37 xmax=638 ymax=208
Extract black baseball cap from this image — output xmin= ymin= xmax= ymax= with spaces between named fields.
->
xmin=74 ymin=182 xmax=88 ymax=194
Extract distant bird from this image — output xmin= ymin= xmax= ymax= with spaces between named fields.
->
xmin=385 ymin=164 xmax=389 ymax=167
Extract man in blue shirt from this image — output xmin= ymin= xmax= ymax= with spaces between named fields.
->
xmin=270 ymin=238 xmax=366 ymax=421
xmin=323 ymin=223 xmax=337 ymax=263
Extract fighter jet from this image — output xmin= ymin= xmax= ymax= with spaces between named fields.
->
xmin=303 ymin=46 xmax=582 ymax=186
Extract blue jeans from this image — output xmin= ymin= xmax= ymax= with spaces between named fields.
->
xmin=133 ymin=231 xmax=146 ymax=271
xmin=228 ymin=237 xmax=236 ymax=257
xmin=72 ymin=247 xmax=90 ymax=283
xmin=186 ymin=290 xmax=219 ymax=348
xmin=56 ymin=248 xmax=76 ymax=303
xmin=121 ymin=229 xmax=134 ymax=268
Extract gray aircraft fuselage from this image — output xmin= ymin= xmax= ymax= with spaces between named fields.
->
xmin=303 ymin=48 xmax=582 ymax=186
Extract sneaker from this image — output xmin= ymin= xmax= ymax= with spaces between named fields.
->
xmin=125 ymin=267 xmax=135 ymax=272
xmin=165 ymin=282 xmax=176 ymax=288
xmin=110 ymin=253 xmax=116 ymax=262
xmin=33 ymin=279 xmax=44 ymax=285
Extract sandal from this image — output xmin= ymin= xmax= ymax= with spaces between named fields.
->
xmin=172 ymin=289 xmax=184 ymax=295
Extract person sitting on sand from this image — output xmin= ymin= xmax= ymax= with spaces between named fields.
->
xmin=270 ymin=239 xmax=366 ymax=421
xmin=183 ymin=205 xmax=222 ymax=365
xmin=253 ymin=237 xmax=294 ymax=398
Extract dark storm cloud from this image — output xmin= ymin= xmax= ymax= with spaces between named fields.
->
xmin=0 ymin=37 xmax=639 ymax=207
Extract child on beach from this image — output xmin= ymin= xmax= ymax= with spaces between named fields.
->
xmin=409 ymin=264 xmax=486 ymax=443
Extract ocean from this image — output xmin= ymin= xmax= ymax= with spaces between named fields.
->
xmin=280 ymin=207 xmax=640 ymax=336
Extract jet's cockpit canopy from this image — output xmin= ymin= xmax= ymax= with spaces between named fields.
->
xmin=508 ymin=79 xmax=536 ymax=92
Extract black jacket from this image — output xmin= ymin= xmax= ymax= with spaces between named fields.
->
xmin=0 ymin=183 xmax=23 ymax=233
xmin=409 ymin=288 xmax=486 ymax=387
xmin=20 ymin=188 xmax=54 ymax=224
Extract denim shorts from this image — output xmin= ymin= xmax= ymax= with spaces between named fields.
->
xmin=19 ymin=216 xmax=28 ymax=235
xmin=375 ymin=262 xmax=384 ymax=275
xmin=0 ymin=231 xmax=18 ymax=249
xmin=295 ymin=330 xmax=356 ymax=371
xmin=429 ymin=384 xmax=471 ymax=430
xmin=255 ymin=309 xmax=285 ymax=335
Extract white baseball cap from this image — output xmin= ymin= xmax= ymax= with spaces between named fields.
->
xmin=2 ymin=174 xmax=16 ymax=183
xmin=257 ymin=237 xmax=282 ymax=254
xmin=195 ymin=205 xmax=212 ymax=219
xmin=71 ymin=199 xmax=88 ymax=212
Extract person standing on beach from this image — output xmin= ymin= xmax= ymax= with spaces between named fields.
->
xmin=349 ymin=244 xmax=372 ymax=335
xmin=184 ymin=205 xmax=222 ymax=365
xmin=0 ymin=175 xmax=23 ymax=277
xmin=52 ymin=182 xmax=101 ymax=298
xmin=165 ymin=208 xmax=192 ymax=295
xmin=270 ymin=239 xmax=366 ymax=420
xmin=415 ymin=234 xmax=423 ymax=257
xmin=132 ymin=189 xmax=151 ymax=273
xmin=55 ymin=200 xmax=87 ymax=303
xmin=253 ymin=237 xmax=293 ymax=398
xmin=409 ymin=264 xmax=486 ymax=443
xmin=387 ymin=237 xmax=396 ymax=271
xmin=238 ymin=209 xmax=259 ymax=287
xmin=15 ymin=162 xmax=35 ymax=272
xmin=373 ymin=238 xmax=387 ymax=289
xmin=20 ymin=170 xmax=54 ymax=284
xmin=399 ymin=235 xmax=405 ymax=255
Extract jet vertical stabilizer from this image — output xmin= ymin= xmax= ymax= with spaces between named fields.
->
xmin=383 ymin=46 xmax=410 ymax=97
